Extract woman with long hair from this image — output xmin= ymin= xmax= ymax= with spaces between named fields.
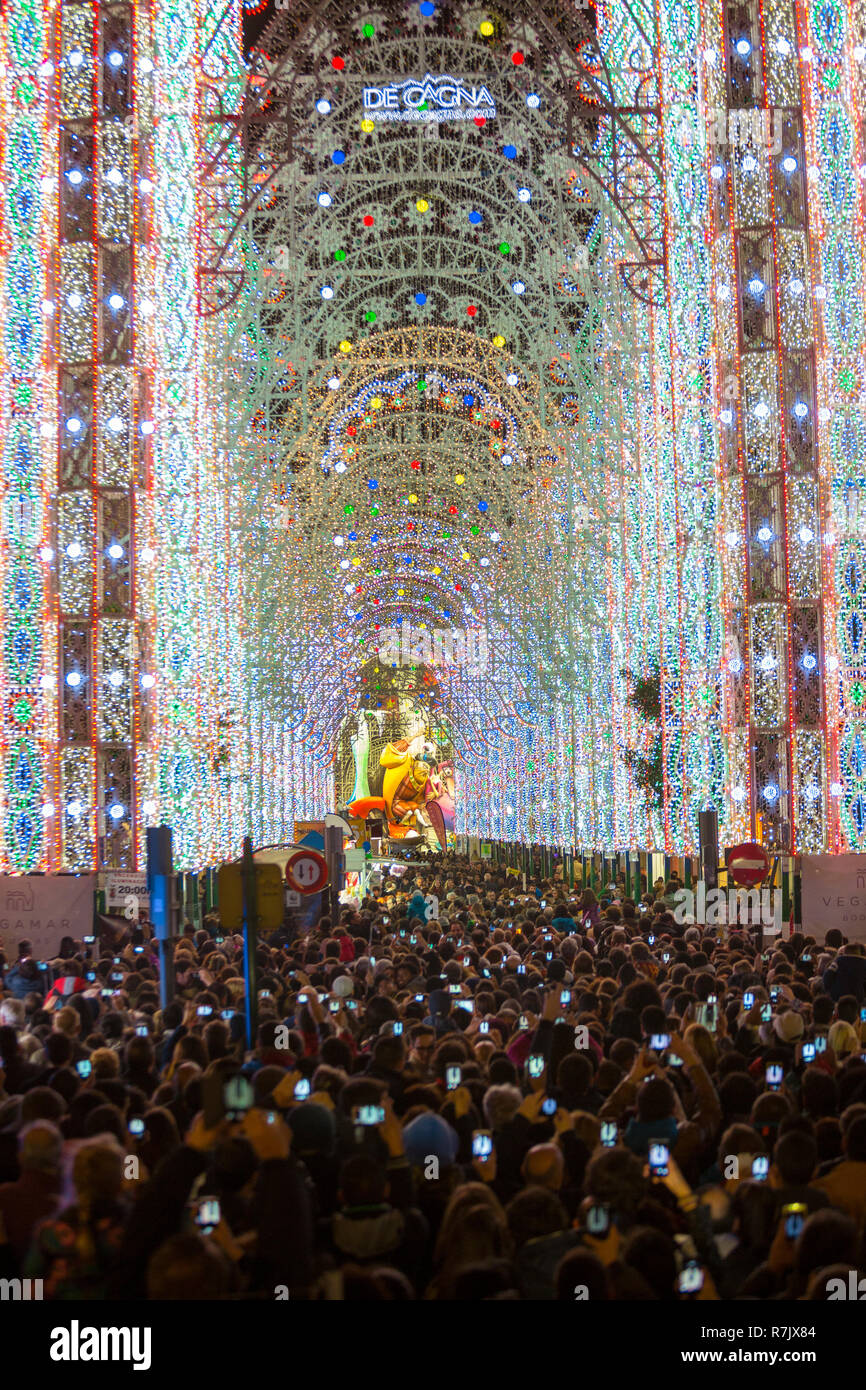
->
xmin=25 ymin=1138 xmax=128 ymax=1299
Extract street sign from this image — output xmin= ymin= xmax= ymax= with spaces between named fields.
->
xmin=726 ymin=842 xmax=770 ymax=888
xmin=285 ymin=847 xmax=329 ymax=894
xmin=285 ymin=889 xmax=301 ymax=908
xmin=218 ymin=861 xmax=284 ymax=930
xmin=255 ymin=862 xmax=284 ymax=932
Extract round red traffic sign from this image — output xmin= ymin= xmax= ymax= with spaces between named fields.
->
xmin=285 ymin=848 xmax=329 ymax=895
xmin=726 ymin=841 xmax=770 ymax=887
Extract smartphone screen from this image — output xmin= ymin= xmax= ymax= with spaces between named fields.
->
xmin=76 ymin=1060 xmax=91 ymax=1079
xmin=472 ymin=1130 xmax=493 ymax=1160
xmin=743 ymin=992 xmax=754 ymax=1008
xmin=527 ymin=1054 xmax=545 ymax=1079
xmin=649 ymin=1141 xmax=669 ymax=1177
xmin=194 ymin=1196 xmax=220 ymax=1234
xmin=445 ymin=1065 xmax=462 ymax=1091
xmin=356 ymin=1104 xmax=384 ymax=1126
xmin=586 ymin=1204 xmax=610 ymax=1236
xmin=766 ymin=1064 xmax=783 ymax=1090
xmin=293 ymin=1078 xmax=311 ymax=1100
xmin=677 ymin=1261 xmax=704 ymax=1295
xmin=751 ymin=1155 xmax=769 ymax=1181
xmin=783 ymin=1203 xmax=806 ymax=1240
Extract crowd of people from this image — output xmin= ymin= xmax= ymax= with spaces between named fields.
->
xmin=1 ymin=851 xmax=866 ymax=1301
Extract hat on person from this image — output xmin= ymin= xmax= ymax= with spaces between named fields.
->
xmin=774 ymin=1010 xmax=804 ymax=1043
xmin=402 ymin=1112 xmax=459 ymax=1167
xmin=373 ymin=958 xmax=394 ymax=979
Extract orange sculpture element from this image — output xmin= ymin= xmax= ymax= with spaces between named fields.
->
xmin=346 ymin=738 xmax=437 ymax=837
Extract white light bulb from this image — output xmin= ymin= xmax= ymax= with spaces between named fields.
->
xmin=316 ymin=98 xmax=331 ymax=114
xmin=140 ymin=57 xmax=154 ymax=74
xmin=320 ymin=285 xmax=334 ymax=299
xmin=517 ymin=187 xmax=531 ymax=202
xmin=108 ymin=292 xmax=125 ymax=310
xmin=66 ymin=291 xmax=83 ymax=310
xmin=68 ymin=50 xmax=84 ymax=68
xmin=140 ymin=673 xmax=156 ymax=689
xmin=139 ymin=177 xmax=154 ymax=193
xmin=66 ymin=417 xmax=82 ymax=434
xmin=66 ymin=670 xmax=82 ymax=687
xmin=506 ymin=373 xmax=518 ymax=386
xmin=107 ymin=415 xmax=124 ymax=433
xmin=140 ymin=546 xmax=155 ymax=562
xmin=142 ymin=799 xmax=157 ymax=815
xmin=67 ymin=169 xmax=84 ymax=185
xmin=107 ymin=50 xmax=124 ymax=67
xmin=512 ymin=280 xmax=525 ymax=294
xmin=39 ymin=545 xmax=54 ymax=561
xmin=140 ymin=420 xmax=154 ymax=435
xmin=67 ymin=798 xmax=83 ymax=818
xmin=107 ymin=542 xmax=123 ymax=559
xmin=105 ymin=167 xmax=123 ymax=186
xmin=139 ymin=299 xmax=155 ymax=316
xmin=109 ymin=803 xmax=125 ymax=820
xmin=41 ymin=802 xmax=55 ymax=818
xmin=317 ymin=191 xmax=333 ymax=207
xmin=108 ymin=669 xmax=124 ymax=687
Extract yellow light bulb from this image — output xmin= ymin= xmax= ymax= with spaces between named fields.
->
xmin=415 ymin=198 xmax=429 ymax=212
xmin=492 ymin=334 xmax=505 ymax=348
xmin=409 ymin=493 xmax=418 ymax=503
xmin=480 ymin=20 xmax=494 ymax=35
xmin=372 ymin=396 xmax=383 ymax=409
xmin=361 ymin=118 xmax=375 ymax=133
xmin=455 ymin=473 xmax=465 ymax=484
xmin=339 ymin=340 xmax=353 ymax=354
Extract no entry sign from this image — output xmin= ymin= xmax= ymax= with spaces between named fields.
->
xmin=727 ymin=842 xmax=770 ymax=887
xmin=285 ymin=848 xmax=329 ymax=895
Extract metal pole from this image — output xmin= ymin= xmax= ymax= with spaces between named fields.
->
xmin=241 ymin=834 xmax=259 ymax=1050
xmin=147 ymin=825 xmax=176 ymax=1012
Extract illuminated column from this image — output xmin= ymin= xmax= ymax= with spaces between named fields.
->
xmin=0 ymin=0 xmax=53 ymax=868
xmin=707 ymin=0 xmax=827 ymax=852
xmin=800 ymin=0 xmax=866 ymax=849
xmin=657 ymin=0 xmax=726 ymax=853
xmin=51 ymin=0 xmax=155 ymax=869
